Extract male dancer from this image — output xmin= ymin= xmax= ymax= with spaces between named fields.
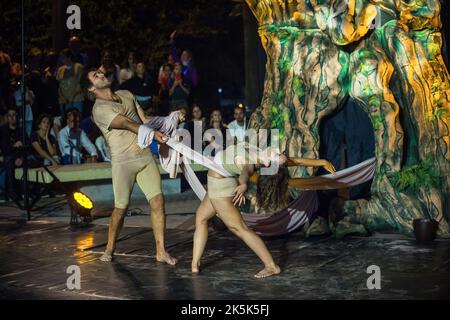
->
xmin=82 ymin=69 xmax=177 ymax=265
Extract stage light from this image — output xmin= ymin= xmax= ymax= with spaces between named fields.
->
xmin=238 ymin=103 xmax=244 ymax=108
xmin=218 ymin=88 xmax=223 ymax=93
xmin=69 ymin=191 xmax=94 ymax=226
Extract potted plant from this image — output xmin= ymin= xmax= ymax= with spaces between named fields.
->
xmin=391 ymin=160 xmax=441 ymax=242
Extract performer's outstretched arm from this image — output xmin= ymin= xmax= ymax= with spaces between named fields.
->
xmin=287 ymin=158 xmax=336 ymax=174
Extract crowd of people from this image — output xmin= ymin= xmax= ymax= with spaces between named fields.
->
xmin=0 ymin=34 xmax=248 ymax=203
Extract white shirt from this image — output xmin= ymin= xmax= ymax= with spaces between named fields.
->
xmin=228 ymin=119 xmax=247 ymax=143
xmin=58 ymin=126 xmax=98 ymax=164
xmin=96 ymin=136 xmax=111 ymax=162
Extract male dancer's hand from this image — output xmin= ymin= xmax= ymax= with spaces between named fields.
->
xmin=155 ymin=131 xmax=169 ymax=144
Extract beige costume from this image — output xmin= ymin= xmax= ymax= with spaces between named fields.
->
xmin=92 ymin=90 xmax=161 ymax=208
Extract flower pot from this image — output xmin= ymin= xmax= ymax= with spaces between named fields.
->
xmin=413 ymin=219 xmax=438 ymax=242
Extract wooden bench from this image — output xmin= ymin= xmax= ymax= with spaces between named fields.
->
xmin=15 ymin=161 xmax=207 ymax=184
xmin=14 ymin=161 xmax=208 ymax=206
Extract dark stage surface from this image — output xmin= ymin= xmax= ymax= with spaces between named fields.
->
xmin=1 ymin=219 xmax=450 ymax=300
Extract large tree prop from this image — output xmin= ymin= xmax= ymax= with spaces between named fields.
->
xmin=245 ymin=0 xmax=450 ymax=237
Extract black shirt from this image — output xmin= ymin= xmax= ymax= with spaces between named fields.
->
xmin=119 ymin=76 xmax=154 ymax=97
xmin=30 ymin=131 xmax=57 ymax=163
xmin=0 ymin=125 xmax=22 ymax=156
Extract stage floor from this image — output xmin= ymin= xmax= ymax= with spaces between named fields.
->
xmin=1 ymin=218 xmax=450 ymax=300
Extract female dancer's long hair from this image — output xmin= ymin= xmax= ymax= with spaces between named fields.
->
xmin=256 ymin=166 xmax=290 ymax=214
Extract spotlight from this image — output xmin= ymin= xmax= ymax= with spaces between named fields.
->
xmin=238 ymin=103 xmax=244 ymax=109
xmin=218 ymin=88 xmax=223 ymax=94
xmin=69 ymin=191 xmax=94 ymax=226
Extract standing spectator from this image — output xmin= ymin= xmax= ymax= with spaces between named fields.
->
xmin=68 ymin=36 xmax=89 ymax=67
xmin=58 ymin=109 xmax=98 ymax=165
xmin=0 ymin=108 xmax=24 ymax=201
xmin=119 ymin=52 xmax=136 ymax=85
xmin=13 ymin=78 xmax=35 ymax=137
xmin=228 ymin=105 xmax=247 ymax=143
xmin=169 ymin=31 xmax=199 ymax=89
xmin=158 ymin=63 xmax=173 ymax=115
xmin=119 ymin=61 xmax=154 ymax=110
xmin=56 ymin=48 xmax=84 ymax=115
xmin=169 ymin=62 xmax=190 ymax=111
xmin=30 ymin=114 xmax=59 ymax=167
xmin=40 ymin=50 xmax=60 ymax=117
xmin=158 ymin=54 xmax=175 ymax=85
xmin=0 ymin=51 xmax=12 ymax=113
xmin=99 ymin=50 xmax=120 ymax=91
xmin=27 ymin=47 xmax=44 ymax=73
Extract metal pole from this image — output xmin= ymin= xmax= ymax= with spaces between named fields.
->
xmin=21 ymin=0 xmax=30 ymax=221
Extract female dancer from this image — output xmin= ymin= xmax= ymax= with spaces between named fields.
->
xmin=192 ymin=143 xmax=336 ymax=278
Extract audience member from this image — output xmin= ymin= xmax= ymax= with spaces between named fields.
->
xmin=56 ymin=48 xmax=84 ymax=115
xmin=228 ymin=105 xmax=247 ymax=143
xmin=30 ymin=113 xmax=59 ymax=167
xmin=58 ymin=109 xmax=98 ymax=165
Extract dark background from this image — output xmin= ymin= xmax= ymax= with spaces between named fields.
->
xmin=0 ymin=0 xmax=448 ymax=119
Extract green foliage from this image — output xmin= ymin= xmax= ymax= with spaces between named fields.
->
xmin=270 ymin=90 xmax=286 ymax=137
xmin=261 ymin=23 xmax=301 ymax=43
xmin=426 ymin=106 xmax=449 ymax=121
xmin=391 ymin=159 xmax=442 ymax=193
xmin=292 ymin=76 xmax=305 ymax=97
xmin=278 ymin=57 xmax=292 ymax=75
xmin=370 ymin=114 xmax=383 ymax=130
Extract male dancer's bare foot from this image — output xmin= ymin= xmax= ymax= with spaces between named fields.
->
xmin=254 ymin=264 xmax=281 ymax=279
xmin=156 ymin=251 xmax=178 ymax=266
xmin=100 ymin=250 xmax=113 ymax=262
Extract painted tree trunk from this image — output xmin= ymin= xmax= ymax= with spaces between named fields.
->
xmin=246 ymin=0 xmax=349 ymax=178
xmin=246 ymin=0 xmax=450 ymax=237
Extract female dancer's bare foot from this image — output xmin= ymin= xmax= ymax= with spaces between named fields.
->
xmin=100 ymin=250 xmax=113 ymax=262
xmin=191 ymin=262 xmax=201 ymax=273
xmin=156 ymin=252 xmax=178 ymax=266
xmin=254 ymin=264 xmax=281 ymax=279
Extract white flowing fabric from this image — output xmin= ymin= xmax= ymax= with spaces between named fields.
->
xmin=139 ymin=114 xmax=376 ymax=236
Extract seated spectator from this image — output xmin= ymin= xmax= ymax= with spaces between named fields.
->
xmin=205 ymin=109 xmax=230 ymax=156
xmin=58 ymin=109 xmax=98 ymax=165
xmin=0 ymin=107 xmax=24 ymax=201
xmin=119 ymin=52 xmax=136 ymax=85
xmin=80 ymin=114 xmax=96 ymax=142
xmin=119 ymin=61 xmax=154 ymax=110
xmin=228 ymin=105 xmax=247 ymax=144
xmin=30 ymin=114 xmax=59 ymax=167
xmin=184 ymin=104 xmax=206 ymax=151
xmin=96 ymin=135 xmax=111 ymax=162
xmin=169 ymin=62 xmax=190 ymax=111
xmin=92 ymin=126 xmax=111 ymax=162
xmin=56 ymin=48 xmax=84 ymax=115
